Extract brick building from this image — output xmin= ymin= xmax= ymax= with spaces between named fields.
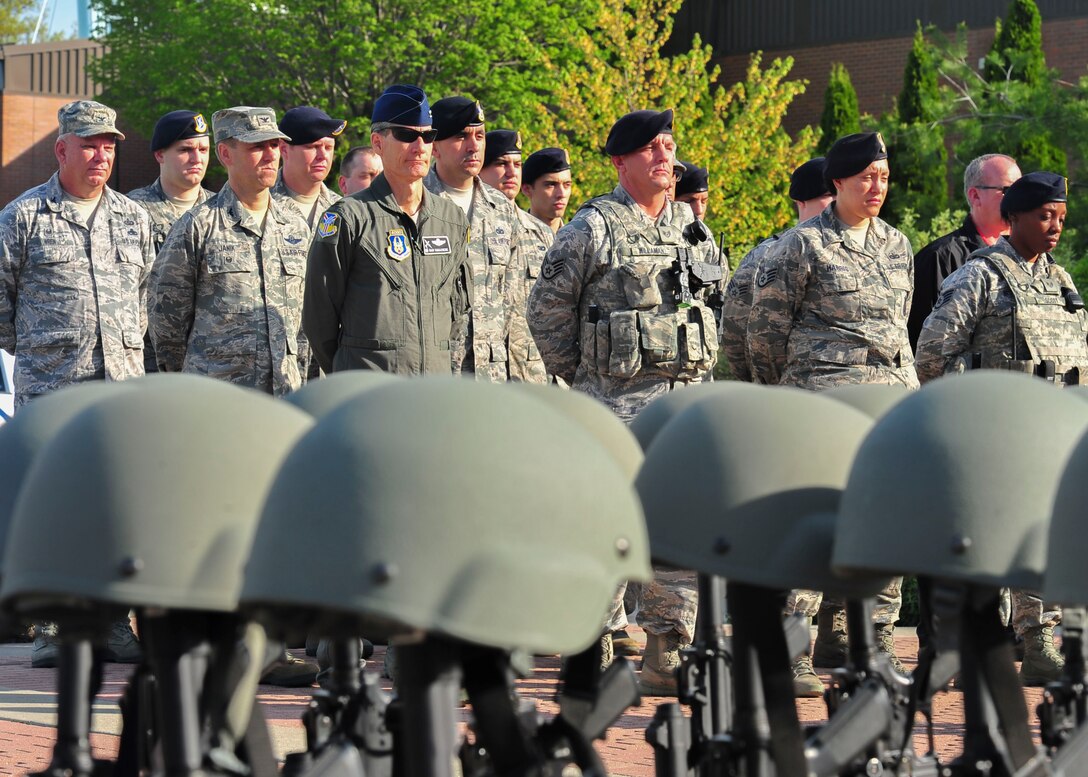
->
xmin=672 ymin=0 xmax=1088 ymax=136
xmin=0 ymin=39 xmax=156 ymax=207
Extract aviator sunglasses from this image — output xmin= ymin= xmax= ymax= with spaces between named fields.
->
xmin=389 ymin=127 xmax=439 ymax=144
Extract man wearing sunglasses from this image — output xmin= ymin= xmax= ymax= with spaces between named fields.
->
xmin=907 ymin=154 xmax=1021 ymax=349
xmin=303 ymin=84 xmax=472 ymax=376
xmin=424 ymin=97 xmax=541 ymax=383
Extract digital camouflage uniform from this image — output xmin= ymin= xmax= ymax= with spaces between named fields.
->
xmin=916 ymin=237 xmax=1088 ymax=636
xmin=303 ymin=173 xmax=472 ymax=376
xmin=128 ymin=177 xmax=215 ymax=373
xmin=528 ymin=186 xmax=726 ymax=642
xmin=0 ymin=173 xmax=154 ymax=407
xmin=270 ymin=172 xmax=342 ymax=382
xmin=149 ymin=185 xmax=310 ymax=397
xmin=747 ymin=204 xmax=917 ymax=625
xmin=512 ymin=207 xmax=554 ymax=384
xmin=720 ymin=235 xmax=779 ymax=383
xmin=423 ymin=170 xmax=543 ymax=383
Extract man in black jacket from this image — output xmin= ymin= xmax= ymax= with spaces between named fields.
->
xmin=906 ymin=153 xmax=1020 ymax=349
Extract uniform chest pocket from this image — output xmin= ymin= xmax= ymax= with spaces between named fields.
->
xmin=817 ymin=267 xmax=863 ymax=322
xmin=486 ymin=236 xmax=511 ymax=266
xmin=116 ymin=244 xmax=145 ymax=268
xmin=620 ymin=262 xmax=664 ymax=309
xmin=206 ymin=248 xmax=258 ymax=275
xmin=205 ymin=248 xmax=259 ymax=311
xmin=28 ymin=241 xmax=75 ymax=266
xmin=279 ymin=248 xmax=306 ymax=278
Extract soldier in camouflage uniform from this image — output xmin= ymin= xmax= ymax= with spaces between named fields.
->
xmin=521 ymin=147 xmax=572 ymax=240
xmin=916 ymin=171 xmax=1082 ymax=686
xmin=747 ymin=133 xmax=916 ymax=695
xmin=478 ymin=128 xmax=548 ymax=384
xmin=673 ymin=159 xmax=709 ymax=221
xmin=527 ymin=109 xmax=726 ymax=694
xmin=128 ymin=110 xmax=215 ymax=373
xmin=721 ymin=157 xmax=831 ymax=383
xmin=0 ymin=100 xmax=151 ymax=668
xmin=423 ymin=98 xmax=539 ymax=382
xmin=150 ymin=106 xmax=309 ymax=398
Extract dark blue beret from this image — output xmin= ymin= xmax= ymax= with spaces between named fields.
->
xmin=604 ymin=109 xmax=673 ymax=156
xmin=432 ymin=96 xmax=485 ymax=141
xmin=675 ymin=160 xmax=708 ymax=196
xmin=372 ymin=84 xmax=431 ymax=127
xmin=1001 ymin=171 xmax=1067 ymax=217
xmin=279 ymin=106 xmax=347 ymax=145
xmin=523 ymin=147 xmax=571 ymax=184
xmin=150 ymin=110 xmax=209 ymax=152
xmin=824 ymin=132 xmax=888 ymax=186
xmin=483 ymin=130 xmax=522 ymax=166
xmin=789 ymin=157 xmax=830 ymax=201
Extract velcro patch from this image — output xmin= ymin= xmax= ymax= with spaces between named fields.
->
xmin=422 ymin=236 xmax=451 ymax=255
xmin=317 ymin=212 xmax=339 ymax=239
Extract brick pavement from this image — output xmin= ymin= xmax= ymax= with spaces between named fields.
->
xmin=0 ymin=629 xmax=1048 ymax=776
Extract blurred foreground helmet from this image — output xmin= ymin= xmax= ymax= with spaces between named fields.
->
xmin=638 ymin=388 xmax=889 ymax=597
xmin=243 ymin=378 xmax=650 ymax=655
xmin=823 ymin=383 xmax=909 ymax=420
xmin=284 ymin=370 xmax=400 ymax=418
xmin=0 ymin=375 xmax=312 ymax=614
xmin=630 ymin=382 xmax=762 ymax=452
xmin=0 ymin=382 xmax=135 ymax=580
xmin=835 ymin=372 xmax=1088 ymax=588
xmin=513 ymin=383 xmax=642 ymax=480
xmin=1046 ymin=427 xmax=1088 ymax=605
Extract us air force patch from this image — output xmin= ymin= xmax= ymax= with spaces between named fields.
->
xmin=193 ymin=114 xmax=208 ymax=133
xmin=422 ymin=236 xmax=451 ymax=255
xmin=756 ymin=266 xmax=778 ymax=288
xmin=317 ymin=212 xmax=339 ymax=239
xmin=386 ymin=227 xmax=411 ymax=261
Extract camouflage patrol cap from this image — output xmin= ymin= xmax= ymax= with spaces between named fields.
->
xmin=0 ymin=375 xmax=312 ymax=614
xmin=638 ymin=387 xmax=889 ymax=596
xmin=834 ymin=372 xmax=1088 ymax=589
xmin=242 ymin=378 xmax=650 ymax=654
xmin=58 ymin=100 xmax=125 ymax=140
xmin=212 ymin=106 xmax=291 ymax=144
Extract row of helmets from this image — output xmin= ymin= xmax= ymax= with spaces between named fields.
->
xmin=0 ymin=372 xmax=651 ymax=656
xmin=634 ymin=370 xmax=1088 ymax=609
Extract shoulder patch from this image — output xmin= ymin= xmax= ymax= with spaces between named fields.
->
xmin=317 ymin=211 xmax=339 ymax=239
xmin=540 ymin=254 xmax=566 ymax=280
xmin=755 ymin=266 xmax=779 ymax=288
xmin=935 ymin=288 xmax=954 ymax=309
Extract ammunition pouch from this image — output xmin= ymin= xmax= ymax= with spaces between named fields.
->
xmin=581 ymin=306 xmax=719 ymax=380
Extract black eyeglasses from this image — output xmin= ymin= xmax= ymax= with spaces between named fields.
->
xmin=976 ymin=185 xmax=1010 ymax=194
xmin=388 ymin=127 xmax=438 ymax=144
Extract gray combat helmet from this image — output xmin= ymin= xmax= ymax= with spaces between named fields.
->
xmin=834 ymin=371 xmax=1088 ymax=589
xmin=0 ymin=375 xmax=313 ymax=614
xmin=637 ymin=388 xmax=890 ymax=597
xmin=1045 ymin=429 xmax=1088 ymax=605
xmin=823 ymin=382 xmax=909 ymax=420
xmin=512 ymin=383 xmax=643 ymax=480
xmin=242 ymin=377 xmax=651 ymax=655
xmin=0 ymin=382 xmax=136 ymax=580
xmin=629 ymin=382 xmax=763 ymax=451
xmin=284 ymin=369 xmax=400 ymax=418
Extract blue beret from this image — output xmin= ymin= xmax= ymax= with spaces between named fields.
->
xmin=1001 ymin=171 xmax=1067 ymax=217
xmin=151 ymin=110 xmax=209 ymax=152
xmin=432 ymin=97 xmax=485 ymax=141
xmin=279 ymin=106 xmax=347 ymax=145
xmin=483 ymin=130 xmax=522 ymax=166
xmin=789 ymin=157 xmax=830 ymax=202
xmin=824 ymin=132 xmax=888 ymax=186
xmin=604 ymin=109 xmax=673 ymax=156
xmin=523 ymin=147 xmax=571 ymax=184
xmin=675 ymin=160 xmax=708 ymax=196
xmin=372 ymin=84 xmax=431 ymax=127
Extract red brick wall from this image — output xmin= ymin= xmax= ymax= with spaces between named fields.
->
xmin=1 ymin=93 xmax=159 ymax=206
xmin=718 ymin=17 xmax=1088 ymax=137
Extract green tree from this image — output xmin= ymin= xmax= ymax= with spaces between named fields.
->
xmin=0 ymin=0 xmax=36 ymax=43
xmin=88 ymin=0 xmax=590 ymax=147
xmin=984 ymin=0 xmax=1046 ymax=87
xmin=884 ymin=26 xmax=948 ymax=225
xmin=533 ymin=0 xmax=816 ymax=257
xmin=818 ymin=63 xmax=860 ymax=153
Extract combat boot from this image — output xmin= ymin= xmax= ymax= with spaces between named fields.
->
xmin=792 ymin=653 xmax=824 ymax=698
xmin=611 ymin=629 xmax=642 ymax=657
xmin=600 ymin=632 xmax=615 ymax=671
xmin=104 ymin=619 xmax=142 ymax=664
xmin=30 ymin=622 xmax=59 ymax=669
xmin=639 ymin=631 xmax=683 ymax=696
xmin=812 ymin=605 xmax=849 ymax=668
xmin=874 ymin=624 xmax=906 ymax=675
xmin=1020 ymin=625 xmax=1064 ymax=687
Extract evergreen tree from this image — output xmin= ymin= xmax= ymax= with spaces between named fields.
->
xmin=984 ymin=0 xmax=1046 ymax=87
xmin=818 ymin=63 xmax=860 ymax=153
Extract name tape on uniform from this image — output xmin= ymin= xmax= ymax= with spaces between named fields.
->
xmin=422 ymin=236 xmax=451 ymax=255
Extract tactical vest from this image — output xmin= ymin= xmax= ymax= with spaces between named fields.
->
xmin=578 ymin=199 xmax=719 ymax=382
xmin=974 ymin=253 xmax=1088 ymax=382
